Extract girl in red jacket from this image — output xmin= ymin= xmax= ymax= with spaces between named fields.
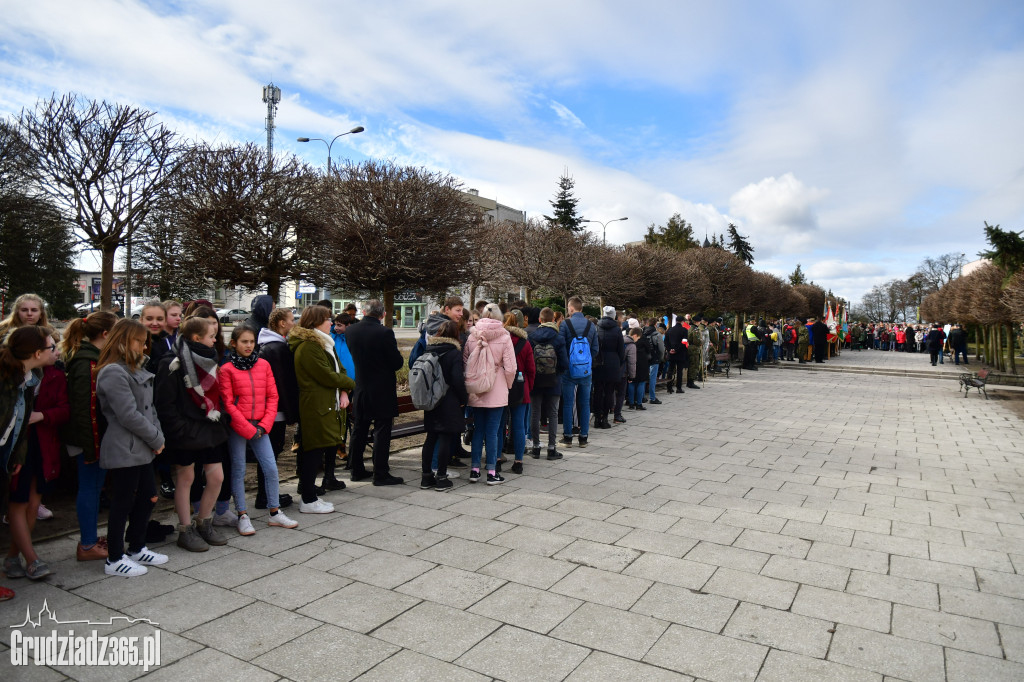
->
xmin=221 ymin=326 xmax=297 ymax=535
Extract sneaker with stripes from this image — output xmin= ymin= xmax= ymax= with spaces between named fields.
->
xmin=104 ymin=555 xmax=148 ymax=577
xmin=127 ymin=546 xmax=169 ymax=566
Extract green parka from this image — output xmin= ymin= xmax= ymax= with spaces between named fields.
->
xmin=288 ymin=325 xmax=356 ymax=450
xmin=62 ymin=341 xmax=103 ymax=463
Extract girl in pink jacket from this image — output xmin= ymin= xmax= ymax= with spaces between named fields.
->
xmin=462 ymin=304 xmax=516 ymax=485
xmin=220 ymin=326 xmax=297 ymax=535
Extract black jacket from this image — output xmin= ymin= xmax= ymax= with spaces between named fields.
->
xmin=258 ymin=332 xmax=300 ymax=424
xmin=345 ymin=316 xmax=404 ymax=421
xmin=594 ymin=317 xmax=625 ymax=383
xmin=634 ymin=334 xmax=652 ymax=380
xmin=422 ymin=338 xmax=469 ymax=434
xmin=665 ymin=323 xmax=689 ymax=361
xmin=947 ymin=328 xmax=967 ymax=349
xmin=154 ymin=353 xmax=229 ymax=451
xmin=926 ymin=328 xmax=946 ymax=351
xmin=811 ymin=321 xmax=829 ymax=348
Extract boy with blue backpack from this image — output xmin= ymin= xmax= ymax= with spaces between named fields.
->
xmin=559 ymin=296 xmax=599 ymax=448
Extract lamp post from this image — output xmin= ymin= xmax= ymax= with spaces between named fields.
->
xmin=297 ymin=125 xmax=365 ymax=173
xmin=581 ymin=216 xmax=628 ymax=246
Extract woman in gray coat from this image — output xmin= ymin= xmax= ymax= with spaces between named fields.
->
xmin=95 ymin=320 xmax=166 ymax=578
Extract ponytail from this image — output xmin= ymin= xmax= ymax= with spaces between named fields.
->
xmin=0 ymin=326 xmax=49 ymax=385
xmin=61 ymin=311 xmax=118 ymax=362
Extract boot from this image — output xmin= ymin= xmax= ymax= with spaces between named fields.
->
xmin=686 ymin=382 xmax=700 ymax=389
xmin=636 ymin=402 xmax=646 ymax=411
xmin=197 ymin=516 xmax=229 ymax=546
xmin=177 ymin=521 xmax=210 ymax=552
xmin=530 ymin=446 xmax=541 ymax=459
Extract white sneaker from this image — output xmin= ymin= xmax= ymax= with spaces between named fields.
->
xmin=299 ymin=499 xmax=334 ymax=514
xmin=237 ymin=514 xmax=256 ymax=536
xmin=432 ymin=470 xmax=460 ymax=479
xmin=212 ymin=510 xmax=237 ymax=527
xmin=36 ymin=504 xmax=53 ymax=520
xmin=105 ymin=555 xmax=148 ymax=577
xmin=268 ymin=511 xmax=298 ymax=529
xmin=127 ymin=547 xmax=169 ymax=566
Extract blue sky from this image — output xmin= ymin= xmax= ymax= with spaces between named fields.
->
xmin=2 ymin=0 xmax=1023 ymax=303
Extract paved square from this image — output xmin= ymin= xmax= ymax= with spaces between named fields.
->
xmin=4 ymin=351 xmax=1024 ymax=680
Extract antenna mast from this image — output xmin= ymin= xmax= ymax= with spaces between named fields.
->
xmin=262 ymin=83 xmax=281 ymax=160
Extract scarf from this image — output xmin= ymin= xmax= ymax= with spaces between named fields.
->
xmin=169 ymin=337 xmax=222 ymax=421
xmin=313 ymin=327 xmax=342 ymax=409
xmin=229 ymin=350 xmax=259 ymax=372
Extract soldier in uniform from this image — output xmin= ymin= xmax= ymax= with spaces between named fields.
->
xmin=706 ymin=318 xmax=721 ymax=373
xmin=687 ymin=315 xmax=705 ymax=388
xmin=796 ymin=317 xmax=810 ymax=364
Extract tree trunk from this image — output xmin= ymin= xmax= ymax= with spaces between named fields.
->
xmin=525 ymin=287 xmax=533 ymax=304
xmin=1007 ymin=324 xmax=1017 ymax=375
xmin=383 ymin=288 xmax=395 ymax=328
xmin=974 ymin=325 xmax=981 ymax=360
xmin=100 ymin=244 xmax=117 ymax=311
xmin=469 ymin=284 xmax=477 ymax=310
xmin=265 ymin=275 xmax=281 ymax=304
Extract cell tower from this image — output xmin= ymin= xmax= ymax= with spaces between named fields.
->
xmin=262 ymin=82 xmax=281 ymax=159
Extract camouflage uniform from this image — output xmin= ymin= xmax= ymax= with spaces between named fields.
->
xmin=688 ymin=322 xmax=705 ymax=385
xmin=797 ymin=324 xmax=810 ymax=363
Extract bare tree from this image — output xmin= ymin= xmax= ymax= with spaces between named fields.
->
xmin=493 ymin=219 xmax=560 ymax=303
xmin=170 ymin=143 xmax=321 ymax=301
xmin=916 ymin=252 xmax=967 ymax=290
xmin=539 ymin=228 xmax=600 ymax=303
xmin=319 ymin=160 xmax=482 ymax=326
xmin=19 ymin=94 xmax=181 ymax=309
xmin=126 ymin=199 xmax=211 ymax=301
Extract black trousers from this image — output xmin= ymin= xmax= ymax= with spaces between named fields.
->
xmin=299 ymin=446 xmax=332 ymax=503
xmin=742 ymin=342 xmax=758 ymax=368
xmin=350 ymin=415 xmax=393 ymax=479
xmin=422 ymin=432 xmax=454 ymax=477
xmin=614 ymin=376 xmax=628 ymax=416
xmin=106 ymin=463 xmax=157 ymax=560
xmin=669 ymin=357 xmax=686 ymax=389
xmin=593 ymin=380 xmax=617 ymax=418
xmin=813 ymin=343 xmax=827 ymax=362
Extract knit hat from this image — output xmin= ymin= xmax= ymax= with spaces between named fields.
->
xmin=627 ymin=318 xmax=641 ymax=329
xmin=602 ymin=306 xmax=616 ymax=318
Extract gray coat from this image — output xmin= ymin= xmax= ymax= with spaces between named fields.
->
xmin=96 ymin=362 xmax=164 ymax=470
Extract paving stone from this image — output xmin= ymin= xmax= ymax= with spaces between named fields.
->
xmin=667 ymin=517 xmax=743 ymax=544
xmin=1000 ymin=623 xmax=1024 ymax=663
xmin=336 ymin=496 xmax=413 ymax=519
xmin=406 ymin=536 xmax=506 ymax=572
xmin=253 ymin=623 xmax=399 ymax=680
xmin=234 ymin=563 xmax=351 ymax=609
xmin=456 ymin=625 xmax=590 ymax=682
xmin=757 ymin=649 xmax=882 ymax=682
xmin=299 ymin=581 xmax=420 ymax=632
xmin=631 ymin=581 xmax=737 ymax=633
xmin=781 ymin=518 xmax=855 ymax=545
xmin=553 ymin=516 xmax=631 ymax=543
xmin=477 ymin=549 xmax=577 ymax=589
xmin=314 ymin=514 xmax=393 ymax=542
xmin=122 ymin=580 xmax=253 ymax=633
xmin=565 ymin=651 xmax=694 ymax=681
xmin=644 ymin=624 xmax=768 ymax=682
xmin=376 ymin=505 xmax=457 ymax=529
xmin=372 ymin=600 xmax=500 ymax=661
xmin=551 ymin=565 xmax=653 ymax=610
xmin=828 ymin=624 xmax=945 ymax=682
xmin=824 ymin=510 xmax=892 ymax=534
xmin=891 ymin=519 xmax=964 ymax=545
xmin=469 ymin=581 xmax=582 ymax=633
xmin=183 ymin=600 xmax=320 ymax=659
xmin=443 ymin=497 xmax=520 ymax=519
xmin=733 ymin=528 xmax=812 ymax=559
xmin=141 ymin=647 xmax=278 ymax=682
xmin=850 ymin=529 xmax=929 ymax=559
xmin=659 ymin=499 xmax=724 ymax=522
xmin=331 ymin=548 xmax=436 ymax=587
xmin=846 ymin=570 xmax=938 ymax=610
xmin=397 ymin=565 xmax=505 ymax=609
xmin=944 ymin=648 xmax=1024 ymax=682
xmin=623 ymin=552 xmax=717 ymax=590
xmin=615 ymin=528 xmax=698 ymax=557
xmin=805 ymin=541 xmax=889 ymax=574
xmin=723 ymin=602 xmax=835 ymax=658
xmin=889 ymin=555 xmax=977 ymax=589
xmin=929 ymin=541 xmax=1015 ymax=572
xmin=551 ymin=602 xmax=668 ymax=659
xmin=46 ymin=622 xmax=204 ymax=682
xmin=760 ymin=554 xmax=850 ymax=591
xmin=891 ymin=604 xmax=1002 ymax=657
xmin=703 ymin=566 xmax=798 ymax=610
xmin=605 ymin=507 xmax=677 ymax=531
xmin=976 ymin=567 xmax=1024 ymax=599
xmin=428 ymin=515 xmax=514 ymax=542
xmin=791 ymin=585 xmax=891 ymax=632
xmin=489 ymin=525 xmax=574 ymax=557
xmin=715 ymin=509 xmax=785 ymax=533
xmin=356 ymin=649 xmax=490 ymax=681
xmin=939 ymin=584 xmax=1024 ymax=626
xmin=495 ymin=505 xmax=574 ymax=531
xmin=356 ymin=525 xmax=450 ymax=555
xmin=71 ymin=568 xmax=196 ymax=609
xmin=554 ymin=538 xmax=641 ymax=571
xmin=225 ymin=526 xmax=320 ymax=555
xmin=684 ymin=541 xmax=770 ymax=573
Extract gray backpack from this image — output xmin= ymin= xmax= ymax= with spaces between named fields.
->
xmin=409 ymin=350 xmax=449 ymax=411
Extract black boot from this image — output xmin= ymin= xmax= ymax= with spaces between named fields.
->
xmin=321 ymin=449 xmax=346 ymax=490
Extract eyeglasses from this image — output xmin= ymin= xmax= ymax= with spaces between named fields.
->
xmin=46 ymin=344 xmax=56 ymax=351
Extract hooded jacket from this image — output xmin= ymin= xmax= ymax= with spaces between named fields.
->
xmin=507 ymin=325 xmax=536 ymax=404
xmin=643 ymin=325 xmax=664 ymax=364
xmin=594 ymin=316 xmax=625 ymax=383
xmin=248 ymin=295 xmax=274 ymax=334
xmin=409 ymin=311 xmax=454 ymax=368
xmin=258 ymin=327 xmax=300 ymax=424
xmin=463 ymin=317 xmax=516 ymax=409
xmin=331 ymin=329 xmax=356 ymax=379
xmin=288 ymin=325 xmax=355 ymax=449
xmin=422 ymin=336 xmax=469 ymax=433
xmin=62 ymin=341 xmax=104 ymax=462
xmin=527 ymin=322 xmax=569 ymax=396
xmin=633 ymin=333 xmax=651 ymax=380
xmin=623 ymin=335 xmax=637 ymax=380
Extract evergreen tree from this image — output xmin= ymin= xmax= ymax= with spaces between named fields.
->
xmin=789 ymin=263 xmax=806 ymax=285
xmin=544 ymin=169 xmax=584 ymax=232
xmin=727 ymin=223 xmax=755 ymax=265
xmin=980 ymin=221 xmax=1024 ymax=276
xmin=644 ymin=213 xmax=699 ymax=251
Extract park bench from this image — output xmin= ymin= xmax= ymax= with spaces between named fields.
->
xmin=959 ymin=369 xmax=990 ymax=399
xmin=392 ymin=395 xmax=426 ymax=439
xmin=709 ymin=353 xmax=733 ymax=378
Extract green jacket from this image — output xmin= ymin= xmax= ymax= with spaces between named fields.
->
xmin=289 ymin=326 xmax=356 ymax=450
xmin=797 ymin=326 xmax=810 ymax=349
xmin=62 ymin=342 xmax=103 ymax=462
xmin=0 ymin=368 xmax=42 ymax=475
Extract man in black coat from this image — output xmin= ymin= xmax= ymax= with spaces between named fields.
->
xmin=811 ymin=316 xmax=829 ymax=363
xmin=664 ymin=317 xmax=689 ymax=393
xmin=345 ymin=300 xmax=406 ymax=485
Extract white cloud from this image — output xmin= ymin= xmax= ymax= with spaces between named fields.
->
xmin=728 ymin=173 xmax=829 ymax=252
xmin=549 ymin=101 xmax=585 ymax=129
xmin=806 ymin=260 xmax=885 ymax=280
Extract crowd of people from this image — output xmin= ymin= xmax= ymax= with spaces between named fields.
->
xmin=1 ymin=292 xmax=727 ymax=601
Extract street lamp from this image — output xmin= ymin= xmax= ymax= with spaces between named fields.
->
xmin=297 ymin=125 xmax=365 ymax=173
xmin=582 ymin=217 xmax=628 ymax=246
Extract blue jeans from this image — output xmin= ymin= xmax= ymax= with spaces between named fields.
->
xmin=648 ymin=365 xmax=659 ymax=400
xmin=498 ymin=403 xmax=529 ymax=462
xmin=561 ymin=374 xmax=592 ymax=437
xmin=471 ymin=406 xmax=504 ymax=471
xmin=76 ymin=456 xmax=106 ymax=546
xmin=228 ymin=430 xmax=279 ymax=512
xmin=628 ymin=381 xmax=647 ymax=405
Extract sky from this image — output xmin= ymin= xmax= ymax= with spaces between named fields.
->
xmin=1 ymin=0 xmax=1022 ymax=304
